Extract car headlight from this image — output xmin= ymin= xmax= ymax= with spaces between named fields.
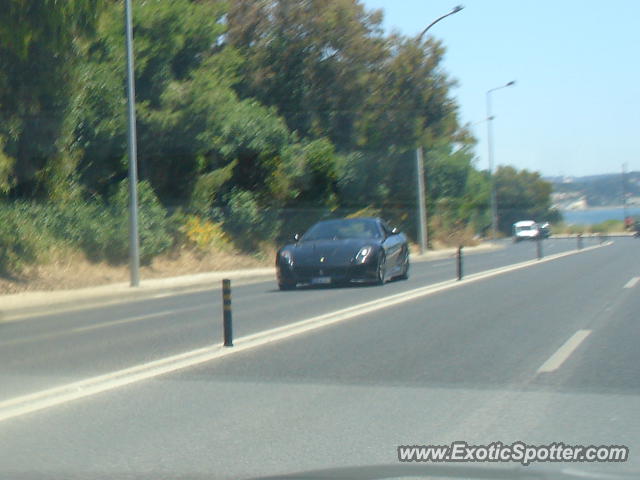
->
xmin=355 ymin=246 xmax=374 ymax=264
xmin=280 ymin=250 xmax=294 ymax=266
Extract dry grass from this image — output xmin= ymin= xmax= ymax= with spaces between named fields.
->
xmin=0 ymin=246 xmax=272 ymax=295
xmin=0 ymin=225 xmax=482 ymax=294
xmin=418 ymin=215 xmax=479 ymax=249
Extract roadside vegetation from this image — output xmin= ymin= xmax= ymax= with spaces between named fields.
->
xmin=0 ymin=0 xmax=558 ymax=284
xmin=551 ymin=220 xmax=625 ymax=235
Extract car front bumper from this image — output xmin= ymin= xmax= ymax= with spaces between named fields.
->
xmin=277 ymin=261 xmax=378 ymax=286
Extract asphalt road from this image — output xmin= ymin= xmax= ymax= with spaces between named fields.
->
xmin=1 ymin=236 xmax=638 ymax=480
xmin=0 ymin=237 xmax=593 ymax=400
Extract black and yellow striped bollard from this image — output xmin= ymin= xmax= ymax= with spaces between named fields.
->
xmin=222 ymin=279 xmax=233 ymax=347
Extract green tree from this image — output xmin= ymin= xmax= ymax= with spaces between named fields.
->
xmin=495 ymin=166 xmax=560 ymax=234
xmin=227 ymin=0 xmax=386 ymax=151
xmin=0 ymin=0 xmax=101 ymax=197
xmin=0 ymin=0 xmax=503 ymax=262
xmin=355 ymin=35 xmax=463 ymax=151
xmin=74 ymin=0 xmax=296 ymax=212
xmin=71 ymin=0 xmax=231 ymax=199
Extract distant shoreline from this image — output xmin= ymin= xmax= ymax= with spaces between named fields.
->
xmin=559 ymin=206 xmax=640 ymax=225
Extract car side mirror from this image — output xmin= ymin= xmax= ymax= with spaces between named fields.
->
xmin=293 ymin=233 xmax=300 ymax=242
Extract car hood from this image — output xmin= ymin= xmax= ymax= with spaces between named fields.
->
xmin=247 ymin=463 xmax=639 ymax=480
xmin=287 ymin=238 xmax=378 ymax=266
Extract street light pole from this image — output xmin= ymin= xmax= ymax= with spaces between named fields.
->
xmin=415 ymin=5 xmax=464 ymax=253
xmin=622 ymin=163 xmax=628 ymax=221
xmin=486 ymin=80 xmax=515 ymax=240
xmin=125 ymin=0 xmax=140 ymax=287
xmin=416 ymin=146 xmax=428 ymax=252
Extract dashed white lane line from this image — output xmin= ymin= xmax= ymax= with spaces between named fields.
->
xmin=624 ymin=277 xmax=639 ymax=289
xmin=537 ymin=329 xmax=592 ymax=374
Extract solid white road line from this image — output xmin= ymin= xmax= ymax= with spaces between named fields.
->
xmin=624 ymin=277 xmax=639 ymax=289
xmin=426 ymin=261 xmax=450 ymax=269
xmin=0 ymin=241 xmax=611 ymax=422
xmin=537 ymin=329 xmax=592 ymax=374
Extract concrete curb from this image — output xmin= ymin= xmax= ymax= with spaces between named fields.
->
xmin=0 ymin=268 xmax=274 ymax=323
xmin=417 ymin=241 xmax=503 ymax=260
xmin=550 ymin=233 xmax=634 ymax=239
xmin=0 ymin=242 xmax=503 ymax=322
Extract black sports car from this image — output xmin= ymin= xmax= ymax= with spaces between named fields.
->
xmin=276 ymin=217 xmax=410 ymax=290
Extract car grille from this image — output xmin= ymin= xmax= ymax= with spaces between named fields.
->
xmin=294 ymin=266 xmax=349 ymax=278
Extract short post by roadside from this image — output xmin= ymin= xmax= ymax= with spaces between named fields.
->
xmin=456 ymin=246 xmax=463 ymax=281
xmin=577 ymin=233 xmax=583 ymax=250
xmin=536 ymin=235 xmax=543 ymax=260
xmin=222 ymin=279 xmax=233 ymax=347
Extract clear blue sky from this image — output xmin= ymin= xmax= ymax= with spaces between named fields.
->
xmin=361 ymin=0 xmax=640 ymax=177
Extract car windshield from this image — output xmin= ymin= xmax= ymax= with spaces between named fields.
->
xmin=302 ymin=220 xmax=382 ymax=241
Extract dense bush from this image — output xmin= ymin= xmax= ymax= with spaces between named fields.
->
xmin=0 ymin=204 xmax=47 ymax=275
xmin=98 ymin=180 xmax=172 ymax=264
xmin=180 ymin=215 xmax=232 ymax=253
xmin=0 ymin=181 xmax=172 ymax=277
xmin=220 ymin=189 xmax=281 ymax=251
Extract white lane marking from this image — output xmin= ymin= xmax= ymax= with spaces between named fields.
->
xmin=69 ymin=305 xmax=208 ymax=334
xmin=153 ymin=293 xmax=173 ymax=299
xmin=0 ymin=241 xmax=611 ymax=422
xmin=537 ymin=330 xmax=592 ymax=374
xmin=0 ymin=305 xmax=210 ymax=347
xmin=624 ymin=277 xmax=639 ymax=289
xmin=428 ymin=262 xmax=451 ymax=269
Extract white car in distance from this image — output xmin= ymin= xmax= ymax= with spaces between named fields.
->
xmin=512 ymin=220 xmax=540 ymax=242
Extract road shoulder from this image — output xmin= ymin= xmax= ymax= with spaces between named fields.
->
xmin=0 ymin=242 xmax=502 ymax=323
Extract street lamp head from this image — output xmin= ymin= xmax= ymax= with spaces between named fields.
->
xmin=487 ymin=80 xmax=516 ymax=94
xmin=417 ymin=5 xmax=464 ymax=41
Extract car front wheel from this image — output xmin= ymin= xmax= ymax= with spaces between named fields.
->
xmin=398 ymin=251 xmax=409 ymax=280
xmin=375 ymin=253 xmax=386 ymax=286
xmin=278 ymin=280 xmax=296 ymax=291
